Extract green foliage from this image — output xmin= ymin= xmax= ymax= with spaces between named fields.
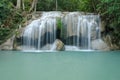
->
xmin=78 ymin=0 xmax=93 ymax=12
xmin=57 ymin=0 xmax=80 ymax=11
xmin=0 ymin=0 xmax=24 ymax=44
xmin=37 ymin=0 xmax=55 ymax=11
xmin=37 ymin=0 xmax=80 ymax=11
xmin=0 ymin=27 xmax=11 ymax=43
xmin=0 ymin=0 xmax=12 ymax=25
xmin=96 ymin=0 xmax=120 ymax=47
xmin=24 ymin=0 xmax=31 ymax=11
xmin=0 ymin=0 xmax=12 ymax=43
xmin=56 ymin=17 xmax=62 ymax=30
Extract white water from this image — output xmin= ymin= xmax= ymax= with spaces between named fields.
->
xmin=22 ymin=12 xmax=62 ymax=50
xmin=22 ymin=11 xmax=101 ymax=51
xmin=63 ymin=13 xmax=100 ymax=50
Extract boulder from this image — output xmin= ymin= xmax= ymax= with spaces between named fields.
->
xmin=0 ymin=35 xmax=15 ymax=50
xmin=91 ymin=39 xmax=110 ymax=51
xmin=51 ymin=39 xmax=65 ymax=51
xmin=103 ymin=35 xmax=119 ymax=50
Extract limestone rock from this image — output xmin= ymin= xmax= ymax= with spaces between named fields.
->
xmin=51 ymin=39 xmax=65 ymax=51
xmin=41 ymin=44 xmax=51 ymax=50
xmin=100 ymin=21 xmax=106 ymax=32
xmin=103 ymin=35 xmax=119 ymax=50
xmin=91 ymin=39 xmax=110 ymax=51
xmin=90 ymin=20 xmax=100 ymax=40
xmin=0 ymin=35 xmax=15 ymax=50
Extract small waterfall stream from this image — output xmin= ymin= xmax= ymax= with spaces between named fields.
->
xmin=22 ymin=11 xmax=101 ymax=51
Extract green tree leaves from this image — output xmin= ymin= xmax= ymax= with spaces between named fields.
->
xmin=0 ymin=0 xmax=23 ymax=44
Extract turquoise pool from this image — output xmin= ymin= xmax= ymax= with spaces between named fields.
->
xmin=0 ymin=51 xmax=120 ymax=80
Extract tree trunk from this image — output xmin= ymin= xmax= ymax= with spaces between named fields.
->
xmin=22 ymin=0 xmax=25 ymax=10
xmin=16 ymin=0 xmax=21 ymax=9
xmin=56 ymin=0 xmax=58 ymax=11
xmin=29 ymin=0 xmax=38 ymax=12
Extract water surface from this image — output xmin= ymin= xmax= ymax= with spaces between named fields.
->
xmin=0 ymin=51 xmax=120 ymax=80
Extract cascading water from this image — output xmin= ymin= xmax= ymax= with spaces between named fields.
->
xmin=22 ymin=12 xmax=62 ymax=51
xmin=62 ymin=12 xmax=100 ymax=50
xmin=22 ymin=11 xmax=101 ymax=51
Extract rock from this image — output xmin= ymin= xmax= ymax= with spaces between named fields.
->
xmin=90 ymin=20 xmax=99 ymax=40
xmin=91 ymin=39 xmax=110 ymax=51
xmin=41 ymin=44 xmax=51 ymax=50
xmin=13 ymin=38 xmax=22 ymax=50
xmin=64 ymin=12 xmax=80 ymax=37
xmin=40 ymin=39 xmax=65 ymax=51
xmin=100 ymin=21 xmax=106 ymax=32
xmin=103 ymin=35 xmax=119 ymax=50
xmin=0 ymin=35 xmax=15 ymax=50
xmin=14 ymin=46 xmax=22 ymax=50
xmin=51 ymin=39 xmax=65 ymax=51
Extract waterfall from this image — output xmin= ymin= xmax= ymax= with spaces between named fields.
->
xmin=22 ymin=11 xmax=101 ymax=51
xmin=22 ymin=12 xmax=62 ymax=50
xmin=62 ymin=12 xmax=100 ymax=50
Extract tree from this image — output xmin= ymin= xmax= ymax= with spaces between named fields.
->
xmin=16 ymin=0 xmax=21 ymax=9
xmin=56 ymin=0 xmax=57 ymax=11
xmin=29 ymin=0 xmax=38 ymax=12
